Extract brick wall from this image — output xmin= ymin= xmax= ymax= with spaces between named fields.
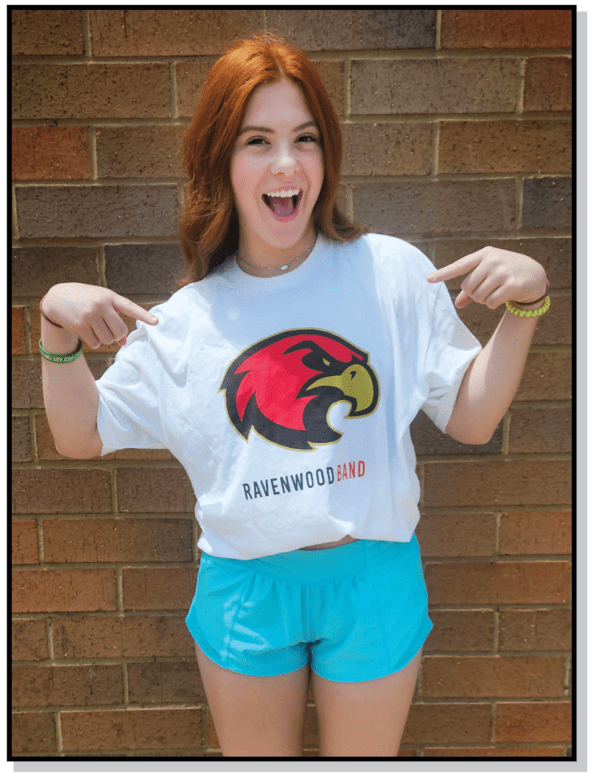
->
xmin=11 ymin=9 xmax=572 ymax=758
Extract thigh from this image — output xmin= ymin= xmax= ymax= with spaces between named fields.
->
xmin=312 ymin=647 xmax=422 ymax=757
xmin=195 ymin=643 xmax=311 ymax=757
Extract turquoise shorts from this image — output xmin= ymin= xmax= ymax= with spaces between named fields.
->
xmin=185 ymin=533 xmax=433 ymax=683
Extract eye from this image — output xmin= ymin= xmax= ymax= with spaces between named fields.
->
xmin=298 ymin=134 xmax=318 ymax=143
xmin=247 ymin=137 xmax=267 ymax=146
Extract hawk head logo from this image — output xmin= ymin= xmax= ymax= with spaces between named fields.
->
xmin=220 ymin=329 xmax=379 ymax=451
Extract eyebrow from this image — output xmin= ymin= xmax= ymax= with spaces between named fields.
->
xmin=238 ymin=120 xmax=318 ymax=136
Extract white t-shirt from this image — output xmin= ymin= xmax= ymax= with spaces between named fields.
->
xmin=96 ymin=232 xmax=482 ymax=559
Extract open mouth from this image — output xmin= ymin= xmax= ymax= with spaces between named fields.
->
xmin=262 ymin=190 xmax=303 ymax=221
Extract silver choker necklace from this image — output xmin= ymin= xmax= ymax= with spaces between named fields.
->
xmin=237 ymin=238 xmax=316 ymax=273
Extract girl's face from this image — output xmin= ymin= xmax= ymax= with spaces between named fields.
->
xmin=230 ymin=77 xmax=325 ymax=265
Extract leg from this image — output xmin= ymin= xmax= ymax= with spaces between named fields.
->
xmin=312 ymin=648 xmax=422 ymax=757
xmin=195 ymin=643 xmax=310 ymax=756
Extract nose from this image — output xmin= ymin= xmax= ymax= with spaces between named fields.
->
xmin=270 ymin=141 xmax=298 ymax=174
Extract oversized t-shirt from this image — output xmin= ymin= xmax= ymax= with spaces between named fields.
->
xmin=96 ymin=232 xmax=482 ymax=559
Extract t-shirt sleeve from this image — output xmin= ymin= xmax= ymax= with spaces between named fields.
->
xmin=420 ymin=279 xmax=482 ymax=433
xmin=95 ymin=323 xmax=170 ymax=456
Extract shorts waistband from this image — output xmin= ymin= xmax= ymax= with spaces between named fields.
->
xmin=206 ymin=535 xmax=419 ymax=582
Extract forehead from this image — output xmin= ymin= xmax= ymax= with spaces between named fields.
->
xmin=243 ymin=78 xmax=313 ymax=121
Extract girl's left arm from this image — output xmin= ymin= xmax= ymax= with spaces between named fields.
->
xmin=427 ymin=247 xmax=549 ymax=446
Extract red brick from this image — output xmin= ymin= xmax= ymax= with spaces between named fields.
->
xmin=174 ymin=61 xmax=216 ymax=118
xmin=11 ymin=712 xmax=57 ymax=754
xmin=423 ymin=460 xmax=571 ymax=508
xmin=425 ymin=560 xmax=570 ymax=605
xmin=12 ymin=618 xmax=48 ymax=661
xmin=496 ymin=701 xmax=572 ymax=742
xmin=175 ymin=58 xmax=345 ymax=119
xmin=15 ymin=184 xmax=179 ymax=239
xmin=426 ymin=609 xmax=494 ymax=652
xmin=516 ymin=352 xmax=572 ymax=401
xmin=127 ymin=661 xmax=206 ymax=704
xmin=12 ymin=64 xmax=171 ymax=120
xmin=122 ymin=567 xmax=197 ymax=611
xmin=43 ymin=518 xmax=194 ymax=563
xmin=12 ymin=520 xmax=39 ymax=565
xmin=12 ymin=416 xmax=32 ymax=463
xmin=12 ymin=664 xmax=124 ymax=708
xmin=12 ymin=127 xmax=90 ymax=181
xmin=12 ymin=468 xmax=112 ymax=514
xmin=96 ymin=125 xmax=186 ymax=179
xmin=12 ymin=246 xmax=101 ymax=299
xmin=89 ymin=9 xmax=260 ymax=56
xmin=403 ymin=702 xmax=492 ymax=744
xmin=499 ymin=609 xmax=571 ymax=652
xmin=422 ymin=746 xmax=564 ymax=756
xmin=13 ymin=569 xmax=117 ymax=613
xmin=351 ymin=58 xmax=519 ymax=115
xmin=341 ymin=122 xmax=432 ymax=177
xmin=12 ymin=307 xmax=26 ymax=354
xmin=509 ymin=406 xmax=572 ymax=454
xmin=439 ymin=120 xmax=571 ymax=174
xmin=12 ymin=9 xmax=84 ymax=56
xmin=52 ymin=614 xmax=194 ymax=658
xmin=117 ymin=467 xmax=195 ymax=513
xmin=60 ymin=707 xmax=203 ymax=751
xmin=421 ymin=655 xmax=565 ymax=698
xmin=354 ymin=179 xmax=515 ymax=237
xmin=441 ymin=10 xmax=572 ymax=49
xmin=416 ymin=512 xmax=495 ymax=557
xmin=499 ymin=510 xmax=572 ymax=555
xmin=524 ymin=57 xmax=572 ymax=113
xmin=268 ymin=9 xmax=437 ymax=52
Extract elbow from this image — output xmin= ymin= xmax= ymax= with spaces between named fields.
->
xmin=55 ymin=433 xmax=103 ymax=459
xmin=445 ymin=423 xmax=493 ymax=446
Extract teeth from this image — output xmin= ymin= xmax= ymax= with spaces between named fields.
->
xmin=265 ymin=188 xmax=300 ymax=198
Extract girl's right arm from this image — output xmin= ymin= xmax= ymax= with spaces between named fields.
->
xmin=40 ymin=283 xmax=159 ymax=459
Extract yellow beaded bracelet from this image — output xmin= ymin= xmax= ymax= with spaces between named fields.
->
xmin=505 ymin=295 xmax=551 ymax=318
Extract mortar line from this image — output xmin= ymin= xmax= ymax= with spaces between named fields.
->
xmin=344 ymin=55 xmax=351 ymax=120
xmin=22 ymin=302 xmax=32 ymax=357
xmin=12 ymin=185 xmax=19 ymax=241
xmin=432 ymin=120 xmax=440 ymax=178
xmin=11 ymin=50 xmax=573 ymax=65
xmin=55 ymin=710 xmax=63 ymax=753
xmin=436 ymin=9 xmax=443 ymax=50
xmin=516 ymin=175 xmax=525 ymax=231
xmin=503 ymin=411 xmax=511 ymax=455
xmin=170 ymin=61 xmax=178 ymax=120
xmin=517 ymin=56 xmax=527 ymax=115
xmin=89 ymin=126 xmax=98 ymax=181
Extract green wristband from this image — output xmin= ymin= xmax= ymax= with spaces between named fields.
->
xmin=39 ymin=338 xmax=83 ymax=363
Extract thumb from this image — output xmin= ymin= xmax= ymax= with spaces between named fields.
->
xmin=113 ymin=294 xmax=160 ymax=325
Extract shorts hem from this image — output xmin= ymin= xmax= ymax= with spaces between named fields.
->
xmin=310 ymin=616 xmax=433 ymax=684
xmin=187 ymin=610 xmax=308 ymax=679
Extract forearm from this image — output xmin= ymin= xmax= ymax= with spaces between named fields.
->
xmin=40 ymin=318 xmax=102 ymax=458
xmin=446 ymin=309 xmax=539 ymax=445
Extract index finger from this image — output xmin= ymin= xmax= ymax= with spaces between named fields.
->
xmin=426 ymin=251 xmax=484 ymax=283
xmin=112 ymin=294 xmax=160 ymax=325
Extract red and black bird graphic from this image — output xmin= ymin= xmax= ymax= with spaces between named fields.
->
xmin=220 ymin=329 xmax=380 ymax=451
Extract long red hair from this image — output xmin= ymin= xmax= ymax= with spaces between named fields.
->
xmin=177 ymin=32 xmax=367 ymax=286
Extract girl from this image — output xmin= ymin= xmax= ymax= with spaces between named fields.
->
xmin=40 ymin=33 xmax=550 ymax=757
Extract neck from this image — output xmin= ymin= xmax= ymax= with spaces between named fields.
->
xmin=237 ymin=233 xmax=317 ymax=277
